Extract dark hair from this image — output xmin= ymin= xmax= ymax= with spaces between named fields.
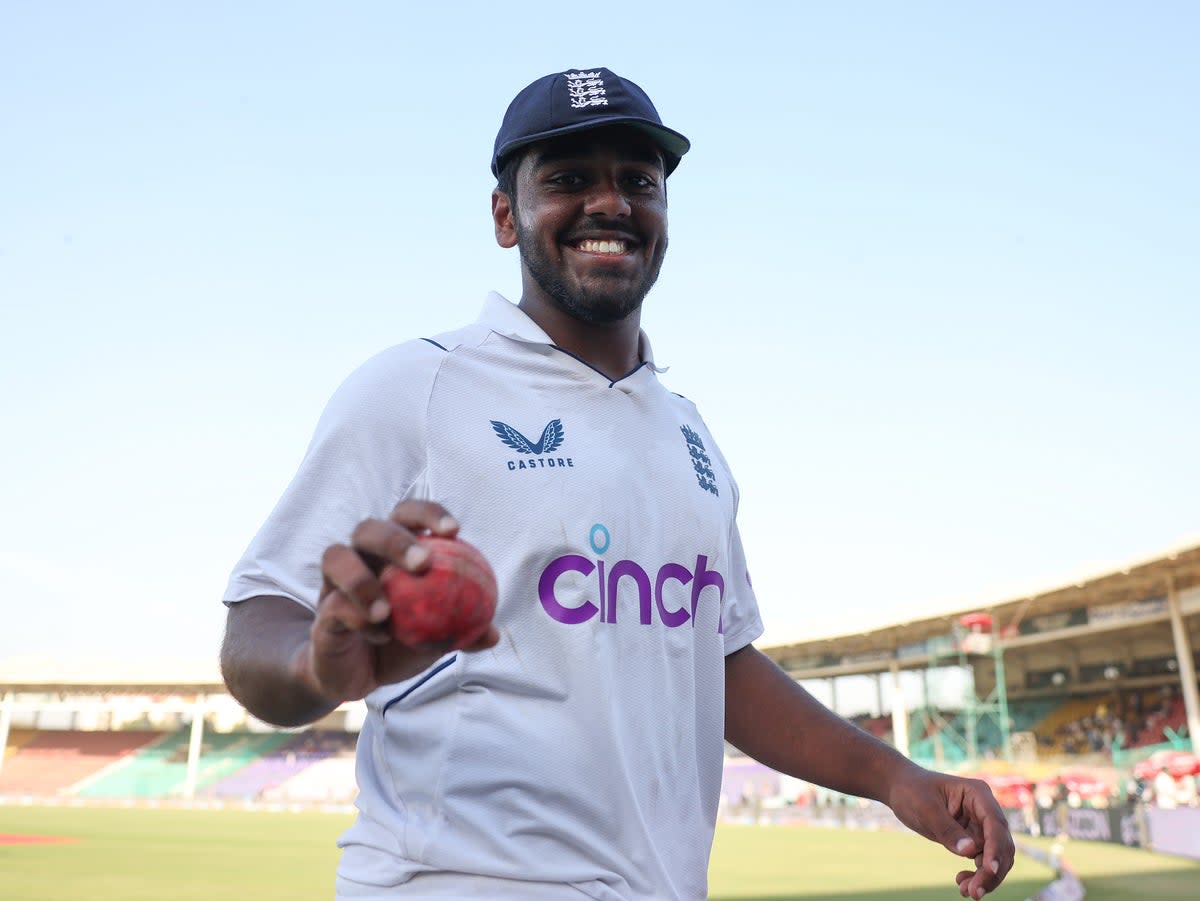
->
xmin=495 ymin=151 xmax=522 ymax=205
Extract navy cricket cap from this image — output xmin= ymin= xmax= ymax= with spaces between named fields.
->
xmin=491 ymin=67 xmax=691 ymax=178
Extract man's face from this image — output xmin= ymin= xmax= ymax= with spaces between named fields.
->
xmin=505 ymin=127 xmax=668 ymax=324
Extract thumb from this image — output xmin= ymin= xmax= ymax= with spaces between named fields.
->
xmin=889 ymin=769 xmax=981 ymax=859
xmin=951 ymin=834 xmax=980 ymax=858
xmin=926 ymin=809 xmax=978 ymax=858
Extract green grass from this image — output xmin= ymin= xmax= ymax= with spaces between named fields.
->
xmin=709 ymin=825 xmax=1200 ymax=900
xmin=1 ymin=805 xmax=1197 ymax=900
xmin=0 ymin=805 xmax=347 ymax=901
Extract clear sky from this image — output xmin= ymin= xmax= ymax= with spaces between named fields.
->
xmin=1 ymin=3 xmax=1197 ymax=672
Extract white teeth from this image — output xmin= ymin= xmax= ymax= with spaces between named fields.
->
xmin=577 ymin=239 xmax=627 ymax=254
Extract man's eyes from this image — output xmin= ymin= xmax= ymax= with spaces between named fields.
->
xmin=543 ymin=172 xmax=658 ymax=191
xmin=626 ymin=173 xmax=658 ymax=190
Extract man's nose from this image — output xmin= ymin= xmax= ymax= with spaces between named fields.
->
xmin=582 ymin=179 xmax=631 ymax=217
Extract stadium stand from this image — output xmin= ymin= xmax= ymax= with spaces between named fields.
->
xmin=205 ymin=730 xmax=356 ymax=801
xmin=76 ymin=730 xmax=291 ymax=799
xmin=0 ymin=730 xmax=164 ymax=797
xmin=2 ymin=727 xmax=38 ymax=759
xmin=75 ymin=729 xmax=197 ymax=798
xmin=975 ymin=698 xmax=1061 ymax=754
xmin=1036 ymin=697 xmax=1101 ymax=754
xmin=1028 ymin=690 xmax=1190 ymax=755
xmin=190 ymin=731 xmax=294 ymax=791
xmin=1134 ymin=694 xmax=1189 ymax=748
xmin=261 ymin=753 xmax=358 ymax=804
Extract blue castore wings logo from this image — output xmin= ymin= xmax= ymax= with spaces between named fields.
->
xmin=490 ymin=419 xmax=565 ymax=455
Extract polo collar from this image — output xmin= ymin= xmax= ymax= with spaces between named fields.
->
xmin=478 ymin=292 xmax=668 ymax=373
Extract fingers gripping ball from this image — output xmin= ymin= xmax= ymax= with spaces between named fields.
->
xmin=380 ymin=537 xmax=497 ymax=651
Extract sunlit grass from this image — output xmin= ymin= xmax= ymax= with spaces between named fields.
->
xmin=2 ymin=805 xmax=1197 ymax=900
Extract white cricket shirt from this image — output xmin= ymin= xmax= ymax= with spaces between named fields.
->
xmin=225 ymin=293 xmax=763 ymax=899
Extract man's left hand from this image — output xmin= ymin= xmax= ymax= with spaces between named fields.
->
xmin=886 ymin=767 xmax=1015 ymax=899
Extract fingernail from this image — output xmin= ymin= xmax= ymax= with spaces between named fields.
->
xmin=437 ymin=515 xmax=458 ymax=533
xmin=955 ymin=837 xmax=973 ymax=854
xmin=975 ymin=887 xmax=985 ymax=900
xmin=989 ymin=859 xmax=999 ymax=875
xmin=404 ymin=544 xmax=429 ymax=569
xmin=369 ymin=599 xmax=390 ymax=622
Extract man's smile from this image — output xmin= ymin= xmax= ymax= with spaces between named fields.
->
xmin=575 ymin=238 xmax=630 ymax=255
xmin=563 ymin=230 xmax=643 ymax=262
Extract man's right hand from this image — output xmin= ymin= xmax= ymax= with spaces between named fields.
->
xmin=302 ymin=500 xmax=502 ymax=704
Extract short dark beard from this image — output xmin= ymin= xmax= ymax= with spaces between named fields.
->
xmin=514 ymin=213 xmax=665 ymax=324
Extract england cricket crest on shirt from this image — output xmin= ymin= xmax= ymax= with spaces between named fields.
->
xmin=566 ymin=70 xmax=608 ymax=109
xmin=680 ymin=425 xmax=718 ymax=496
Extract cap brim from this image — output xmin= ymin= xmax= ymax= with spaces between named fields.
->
xmin=493 ymin=117 xmax=691 ymax=177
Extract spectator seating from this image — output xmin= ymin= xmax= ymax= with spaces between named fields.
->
xmin=2 ymin=728 xmax=38 ymax=759
xmin=1034 ymin=697 xmax=1099 ymax=753
xmin=974 ymin=698 xmax=1061 ymax=753
xmin=907 ymin=698 xmax=1062 ymax=761
xmin=263 ymin=753 xmax=358 ymax=804
xmin=0 ymin=730 xmax=164 ymax=797
xmin=206 ymin=730 xmax=356 ymax=801
xmin=76 ymin=730 xmax=291 ymax=799
xmin=1131 ymin=694 xmax=1188 ymax=748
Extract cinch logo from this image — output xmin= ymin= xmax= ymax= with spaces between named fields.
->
xmin=538 ymin=524 xmax=725 ymax=632
xmin=491 ymin=418 xmax=574 ymax=472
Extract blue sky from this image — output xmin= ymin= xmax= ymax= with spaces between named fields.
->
xmin=1 ymin=3 xmax=1197 ymax=671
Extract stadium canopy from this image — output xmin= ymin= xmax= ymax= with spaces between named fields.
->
xmin=763 ymin=539 xmax=1200 ymax=680
xmin=762 ymin=540 xmax=1200 ymax=759
xmin=0 ymin=656 xmax=225 ymax=695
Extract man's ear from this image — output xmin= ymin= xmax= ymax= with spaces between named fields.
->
xmin=492 ymin=189 xmax=517 ymax=249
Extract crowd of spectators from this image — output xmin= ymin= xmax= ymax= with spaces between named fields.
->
xmin=1052 ymin=686 xmax=1183 ymax=755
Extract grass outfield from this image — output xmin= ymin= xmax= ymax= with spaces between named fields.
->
xmin=709 ymin=825 xmax=1200 ymax=900
xmin=1 ymin=805 xmax=1198 ymax=900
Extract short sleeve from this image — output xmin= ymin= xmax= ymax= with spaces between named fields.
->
xmin=720 ymin=512 xmax=764 ymax=655
xmin=222 ymin=340 xmax=445 ymax=611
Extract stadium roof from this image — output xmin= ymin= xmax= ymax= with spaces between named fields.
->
xmin=764 ymin=537 xmax=1200 ymax=678
xmin=0 ymin=655 xmax=224 ymax=693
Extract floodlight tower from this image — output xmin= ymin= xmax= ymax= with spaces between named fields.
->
xmin=955 ymin=612 xmax=1012 ymax=763
xmin=915 ymin=612 xmax=1012 ymax=766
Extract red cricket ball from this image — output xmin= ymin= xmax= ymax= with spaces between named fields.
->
xmin=380 ymin=536 xmax=497 ymax=651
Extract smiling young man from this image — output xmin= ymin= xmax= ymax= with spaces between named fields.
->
xmin=499 ymin=126 xmax=669 ymax=333
xmin=220 ymin=68 xmax=1015 ymax=900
